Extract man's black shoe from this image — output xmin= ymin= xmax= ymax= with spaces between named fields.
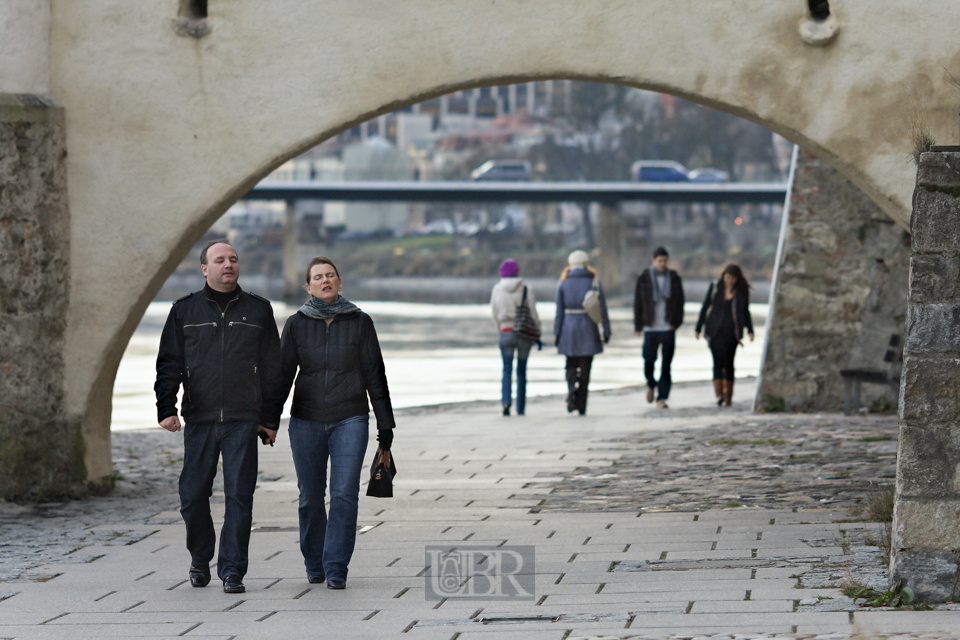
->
xmin=189 ymin=564 xmax=211 ymax=588
xmin=222 ymin=576 xmax=245 ymax=594
xmin=326 ymin=579 xmax=346 ymax=590
xmin=308 ymin=573 xmax=326 ymax=584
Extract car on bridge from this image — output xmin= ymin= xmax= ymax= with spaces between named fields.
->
xmin=688 ymin=167 xmax=731 ymax=182
xmin=631 ymin=160 xmax=689 ymax=182
xmin=470 ymin=159 xmax=532 ymax=181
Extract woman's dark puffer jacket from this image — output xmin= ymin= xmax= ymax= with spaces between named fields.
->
xmin=268 ymin=310 xmax=395 ymax=429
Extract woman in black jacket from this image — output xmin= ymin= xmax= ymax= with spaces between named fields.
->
xmin=695 ymin=264 xmax=754 ymax=406
xmin=270 ymin=256 xmax=395 ymax=590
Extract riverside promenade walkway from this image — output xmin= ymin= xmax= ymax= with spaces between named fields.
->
xmin=2 ymin=381 xmax=959 ymax=639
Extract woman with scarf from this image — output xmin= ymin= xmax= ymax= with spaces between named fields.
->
xmin=268 ymin=256 xmax=395 ymax=590
xmin=695 ymin=263 xmax=754 ymax=406
xmin=554 ymin=250 xmax=611 ymax=415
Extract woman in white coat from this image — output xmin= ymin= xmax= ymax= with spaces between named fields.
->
xmin=490 ymin=259 xmax=540 ymax=416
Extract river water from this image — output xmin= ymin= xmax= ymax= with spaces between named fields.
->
xmin=112 ymin=300 xmax=768 ymax=431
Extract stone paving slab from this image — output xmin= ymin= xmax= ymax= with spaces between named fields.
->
xmin=2 ymin=381 xmax=958 ymax=638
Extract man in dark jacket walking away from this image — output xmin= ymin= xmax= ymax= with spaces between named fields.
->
xmin=155 ymin=240 xmax=282 ymax=594
xmin=634 ymin=246 xmax=684 ymax=408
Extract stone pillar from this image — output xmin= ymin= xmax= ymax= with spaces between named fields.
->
xmin=282 ymin=200 xmax=301 ymax=302
xmin=0 ymin=94 xmax=84 ymax=500
xmin=756 ymin=151 xmax=909 ymax=412
xmin=595 ymin=203 xmax=624 ymax=296
xmin=891 ymin=148 xmax=960 ymax=602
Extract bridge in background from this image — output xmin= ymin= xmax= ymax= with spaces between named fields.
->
xmin=242 ymin=180 xmax=788 ymax=204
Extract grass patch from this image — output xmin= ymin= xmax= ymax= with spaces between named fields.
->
xmin=758 ymin=395 xmax=787 ymax=413
xmin=725 ymin=502 xmax=743 ymax=509
xmin=709 ymin=438 xmax=787 ymax=446
xmin=868 ymin=486 xmax=895 ymax=523
xmin=861 ymin=435 xmax=892 ymax=442
xmin=844 ymin=579 xmax=932 ymax=610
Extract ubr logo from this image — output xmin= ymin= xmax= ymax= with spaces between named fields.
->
xmin=424 ymin=545 xmax=535 ymax=601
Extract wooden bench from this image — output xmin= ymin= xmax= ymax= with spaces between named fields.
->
xmin=839 ymin=334 xmax=902 ymax=416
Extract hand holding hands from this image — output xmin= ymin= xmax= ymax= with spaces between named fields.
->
xmin=258 ymin=426 xmax=277 ymax=446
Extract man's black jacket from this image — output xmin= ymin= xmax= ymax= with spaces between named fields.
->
xmin=155 ymin=285 xmax=282 ymax=427
xmin=633 ymin=269 xmax=685 ymax=331
xmin=264 ymin=310 xmax=395 ymax=430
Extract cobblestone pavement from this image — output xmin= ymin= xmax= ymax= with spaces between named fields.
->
xmin=534 ymin=409 xmax=899 ymax=513
xmin=0 ymin=431 xmax=185 ymax=582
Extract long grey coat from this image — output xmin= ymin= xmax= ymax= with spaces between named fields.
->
xmin=554 ymin=268 xmax=611 ymax=357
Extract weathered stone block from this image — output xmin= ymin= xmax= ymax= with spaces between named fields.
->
xmin=895 ymin=420 xmax=960 ymax=498
xmin=903 ymin=302 xmax=960 ymax=354
xmin=893 ymin=498 xmax=960 ymax=551
xmin=911 ymin=189 xmax=960 ymax=253
xmin=909 ymin=253 xmax=960 ymax=304
xmin=899 ymin=356 xmax=960 ymax=423
xmin=757 ymin=152 xmax=908 ymax=412
xmin=917 ymin=151 xmax=960 ymax=190
xmin=890 ymin=550 xmax=959 ymax=602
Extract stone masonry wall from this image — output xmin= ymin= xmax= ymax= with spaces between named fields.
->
xmin=757 ymin=152 xmax=910 ymax=412
xmin=891 ymin=149 xmax=960 ymax=602
xmin=0 ymin=94 xmax=76 ymax=500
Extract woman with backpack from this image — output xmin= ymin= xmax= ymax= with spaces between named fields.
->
xmin=554 ymin=250 xmax=611 ymax=415
xmin=695 ymin=263 xmax=755 ymax=406
xmin=490 ymin=259 xmax=541 ymax=416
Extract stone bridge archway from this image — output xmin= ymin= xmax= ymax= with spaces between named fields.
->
xmin=2 ymin=0 xmax=959 ymax=496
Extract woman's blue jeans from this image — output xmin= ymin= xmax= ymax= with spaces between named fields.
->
xmin=288 ymin=415 xmax=369 ymax=582
xmin=499 ymin=331 xmax=533 ymax=414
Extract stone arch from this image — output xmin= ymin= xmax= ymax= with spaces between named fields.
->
xmin=4 ymin=0 xmax=954 ymax=496
xmin=82 ymin=74 xmax=873 ymax=477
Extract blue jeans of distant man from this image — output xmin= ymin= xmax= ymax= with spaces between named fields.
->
xmin=179 ymin=421 xmax=259 ymax=581
xmin=288 ymin=415 xmax=369 ymax=582
xmin=500 ymin=330 xmax=533 ymax=414
xmin=643 ymin=330 xmax=676 ymax=401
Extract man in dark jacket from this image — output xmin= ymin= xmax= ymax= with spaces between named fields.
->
xmin=633 ymin=246 xmax=684 ymax=408
xmin=155 ymin=240 xmax=281 ymax=594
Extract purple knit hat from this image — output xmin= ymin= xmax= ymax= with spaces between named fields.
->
xmin=499 ymin=259 xmax=519 ymax=277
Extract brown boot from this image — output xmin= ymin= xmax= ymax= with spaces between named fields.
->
xmin=712 ymin=379 xmax=724 ymax=406
xmin=722 ymin=380 xmax=734 ymax=406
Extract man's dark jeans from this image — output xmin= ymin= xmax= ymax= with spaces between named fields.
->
xmin=179 ymin=421 xmax=258 ymax=581
xmin=643 ymin=330 xmax=676 ymax=401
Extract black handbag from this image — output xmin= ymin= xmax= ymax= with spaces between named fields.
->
xmin=514 ymin=286 xmax=541 ymax=341
xmin=366 ymin=447 xmax=397 ymax=498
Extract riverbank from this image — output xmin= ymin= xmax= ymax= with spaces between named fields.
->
xmin=112 ymin=300 xmax=769 ymax=431
xmin=156 ymin=275 xmax=771 ymax=305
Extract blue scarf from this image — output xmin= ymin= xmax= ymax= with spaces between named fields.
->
xmin=299 ymin=294 xmax=361 ymax=320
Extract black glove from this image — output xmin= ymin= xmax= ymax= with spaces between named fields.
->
xmin=603 ymin=334 xmax=611 ymax=344
xmin=377 ymin=428 xmax=393 ymax=451
xmin=554 ymin=335 xmax=560 ymax=347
